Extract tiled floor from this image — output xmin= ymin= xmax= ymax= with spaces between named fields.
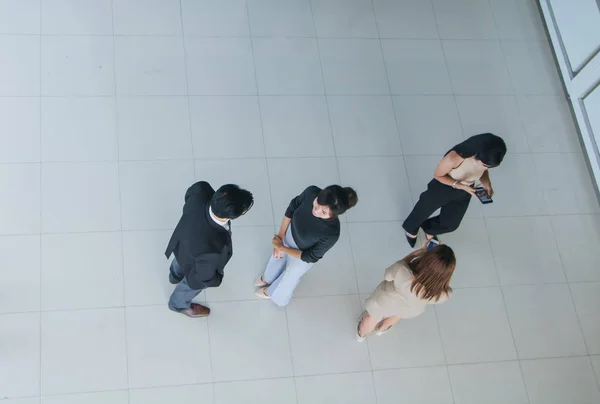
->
xmin=1 ymin=0 xmax=600 ymax=403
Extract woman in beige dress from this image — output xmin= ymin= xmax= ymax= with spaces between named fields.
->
xmin=357 ymin=244 xmax=456 ymax=341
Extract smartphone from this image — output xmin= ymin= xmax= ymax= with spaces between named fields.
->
xmin=475 ymin=187 xmax=493 ymax=204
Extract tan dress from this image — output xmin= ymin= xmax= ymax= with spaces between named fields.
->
xmin=364 ymin=260 xmax=451 ymax=319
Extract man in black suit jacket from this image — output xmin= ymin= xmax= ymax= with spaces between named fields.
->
xmin=165 ymin=181 xmax=253 ymax=317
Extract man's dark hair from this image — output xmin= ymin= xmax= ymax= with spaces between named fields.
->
xmin=210 ymin=184 xmax=254 ymax=220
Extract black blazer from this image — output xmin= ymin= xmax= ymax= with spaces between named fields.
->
xmin=165 ymin=181 xmax=233 ymax=290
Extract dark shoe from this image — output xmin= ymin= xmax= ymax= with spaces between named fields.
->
xmin=169 ymin=303 xmax=210 ymax=318
xmin=169 ymin=271 xmax=183 ymax=285
xmin=405 ymin=233 xmax=417 ymax=248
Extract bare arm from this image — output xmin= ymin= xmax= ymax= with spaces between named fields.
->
xmin=278 ymin=246 xmax=302 ymax=260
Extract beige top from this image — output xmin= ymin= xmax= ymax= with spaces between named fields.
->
xmin=364 ymin=260 xmax=451 ymax=319
xmin=448 ymin=157 xmax=487 ymax=185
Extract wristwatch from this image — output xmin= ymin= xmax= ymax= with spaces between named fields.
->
xmin=452 ymin=181 xmax=458 ymax=189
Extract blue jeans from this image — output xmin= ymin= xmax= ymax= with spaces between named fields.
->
xmin=264 ymin=227 xmax=313 ymax=307
xmin=168 ymin=257 xmax=205 ymax=311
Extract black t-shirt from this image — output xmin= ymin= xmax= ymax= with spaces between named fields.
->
xmin=285 ymin=186 xmax=340 ymax=263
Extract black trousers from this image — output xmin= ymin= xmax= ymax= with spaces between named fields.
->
xmin=403 ymin=179 xmax=471 ymax=237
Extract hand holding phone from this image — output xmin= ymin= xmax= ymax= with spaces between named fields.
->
xmin=475 ymin=187 xmax=493 ymax=204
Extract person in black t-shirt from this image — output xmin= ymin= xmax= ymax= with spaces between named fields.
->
xmin=254 ymin=185 xmax=358 ymax=306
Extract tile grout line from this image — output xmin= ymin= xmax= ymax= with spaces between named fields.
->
xmin=482 ymin=216 xmax=532 ymax=404
xmin=429 ymin=2 xmax=459 ymax=402
xmin=177 ymin=1 xmax=217 ymax=400
xmin=110 ymin=1 xmax=131 ymax=401
xmin=245 ymin=2 xmax=299 ymax=402
xmin=38 ymin=0 xmax=43 ymax=399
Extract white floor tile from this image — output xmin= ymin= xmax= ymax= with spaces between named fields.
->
xmin=206 ymin=226 xmax=275 ymax=302
xmin=403 ymin=155 xmax=483 ymax=219
xmin=502 ymin=40 xmax=562 ymax=95
xmin=455 ymin=95 xmax=530 ymax=153
xmin=208 ymin=300 xmax=293 ymax=382
xmin=189 ymin=96 xmax=265 ymax=159
xmin=194 ymin=159 xmax=274 ymax=226
xmin=433 ymin=0 xmax=497 ymax=39
xmin=126 ymin=305 xmax=212 ymax=388
xmin=521 ymin=357 xmax=600 ymax=404
xmin=41 ymin=0 xmax=113 ymax=35
xmin=185 ymin=38 xmax=256 ymax=96
xmin=534 ymin=153 xmax=600 ymax=215
xmin=41 ymin=162 xmax=120 ymax=233
xmin=181 ymin=0 xmax=248 ymax=36
xmin=116 ymin=96 xmax=192 ymax=161
xmin=0 ymin=97 xmax=40 ymax=163
xmin=338 ymin=156 xmax=413 ymax=222
xmin=367 ymin=308 xmax=446 ymax=369
xmin=349 ymin=221 xmax=412 ymax=294
xmin=0 ymin=0 xmax=39 ymax=34
xmin=319 ymin=39 xmax=389 ymax=95
xmin=489 ymin=0 xmax=546 ymax=40
xmin=448 ymin=361 xmax=529 ymax=404
xmin=266 ymin=157 xmax=340 ymax=217
xmin=114 ymin=36 xmax=187 ymax=96
xmin=213 ymin=379 xmax=296 ymax=404
xmin=551 ymin=215 xmax=600 ymax=282
xmin=436 ymin=287 xmax=516 ymax=364
xmin=42 ymin=391 xmax=128 ymax=404
xmin=393 ymin=95 xmax=464 ymax=155
xmin=296 ymin=372 xmax=377 ymax=404
xmin=0 ymin=35 xmax=40 ymax=96
xmin=41 ymin=232 xmax=124 ymax=310
xmin=286 ymin=295 xmax=371 ymax=375
xmin=0 ymin=313 xmax=40 ymax=398
xmin=442 ymin=219 xmax=500 ymax=288
xmin=569 ymin=282 xmax=600 ymax=355
xmin=41 ymin=36 xmax=114 ymax=96
xmin=294 ymin=224 xmax=359 ymax=297
xmin=373 ymin=0 xmax=438 ymax=39
xmin=253 ymin=37 xmax=324 ymax=95
xmin=443 ymin=40 xmax=513 ymax=95
xmin=503 ymin=284 xmax=587 ymax=359
xmin=382 ymin=39 xmax=452 ymax=95
xmin=0 ymin=164 xmax=40 ymax=235
xmin=373 ymin=367 xmax=454 ymax=404
xmin=260 ymin=96 xmax=334 ymax=157
xmin=482 ymin=153 xmax=547 ymax=217
xmin=41 ymin=308 xmax=128 ymax=394
xmin=517 ymin=95 xmax=582 ymax=153
xmin=41 ymin=97 xmax=117 ymax=162
xmin=311 ymin=0 xmax=378 ymax=38
xmin=119 ymin=160 xmax=195 ymax=230
xmin=327 ymin=95 xmax=403 ymax=156
xmin=122 ymin=230 xmax=173 ymax=306
xmin=247 ymin=0 xmax=314 ymax=37
xmin=130 ymin=384 xmax=214 ymax=404
xmin=114 ymin=0 xmax=182 ymax=35
xmin=0 ymin=235 xmax=40 ymax=314
xmin=487 ymin=216 xmax=566 ymax=285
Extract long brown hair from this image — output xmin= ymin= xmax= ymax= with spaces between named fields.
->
xmin=408 ymin=245 xmax=456 ymax=302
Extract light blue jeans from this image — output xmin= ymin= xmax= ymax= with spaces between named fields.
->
xmin=168 ymin=257 xmax=205 ymax=311
xmin=264 ymin=227 xmax=313 ymax=307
